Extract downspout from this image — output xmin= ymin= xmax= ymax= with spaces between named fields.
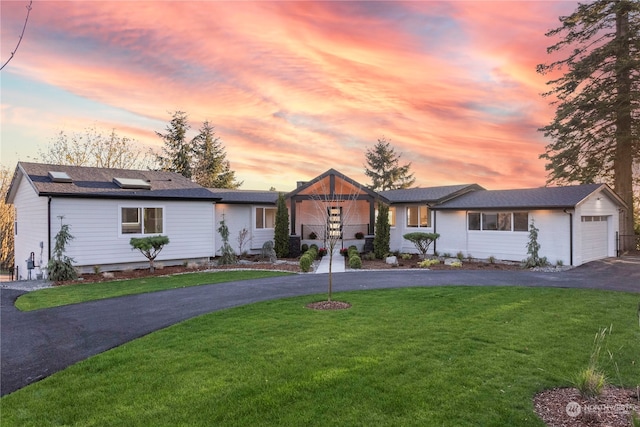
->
xmin=48 ymin=197 xmax=52 ymax=262
xmin=564 ymin=209 xmax=573 ymax=266
xmin=431 ymin=206 xmax=437 ymax=254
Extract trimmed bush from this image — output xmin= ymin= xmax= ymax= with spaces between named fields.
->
xmin=301 ymin=243 xmax=309 ymax=253
xmin=349 ymin=254 xmax=362 ymax=269
xmin=299 ymin=254 xmax=313 ymax=272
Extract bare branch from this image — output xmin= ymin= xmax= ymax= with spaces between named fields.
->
xmin=1 ymin=1 xmax=33 ymax=71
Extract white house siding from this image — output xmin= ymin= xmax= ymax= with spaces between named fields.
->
xmin=214 ymin=204 xmax=276 ymax=254
xmin=12 ymin=177 xmax=48 ymax=280
xmin=434 ymin=210 xmax=572 ymax=265
xmin=573 ymin=192 xmax=620 ymax=266
xmin=389 ymin=206 xmax=438 ymax=255
xmin=49 ymin=198 xmax=215 ymax=272
xmin=433 ymin=211 xmax=467 ymax=257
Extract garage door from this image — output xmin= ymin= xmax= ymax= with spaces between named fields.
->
xmin=581 ymin=216 xmax=608 ymax=263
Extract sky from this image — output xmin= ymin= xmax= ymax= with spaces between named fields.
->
xmin=1 ymin=0 xmax=581 ymax=191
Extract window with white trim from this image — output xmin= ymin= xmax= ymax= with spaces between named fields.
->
xmin=388 ymin=207 xmax=396 ymax=227
xmin=407 ymin=205 xmax=430 ymax=228
xmin=256 ymin=207 xmax=276 ymax=229
xmin=468 ymin=212 xmax=528 ymax=232
xmin=121 ymin=207 xmax=163 ymax=234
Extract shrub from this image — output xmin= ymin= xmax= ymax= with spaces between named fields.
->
xmin=349 ymin=255 xmax=362 ymax=269
xmin=488 ymin=256 xmax=496 ymax=264
xmin=47 ymin=222 xmax=77 ymax=281
xmin=374 ymin=203 xmax=391 ymax=259
xmin=130 ymin=235 xmax=171 ymax=272
xmin=403 ymin=232 xmax=440 ymax=259
xmin=260 ymin=241 xmax=277 ymax=263
xmin=363 ymin=251 xmax=376 ymax=261
xmin=450 ymin=261 xmax=462 ymax=268
xmin=217 ymin=216 xmax=237 ymax=266
xmin=340 ymin=248 xmax=349 ymax=257
xmin=301 ymin=243 xmax=309 ymax=253
xmin=456 ymin=251 xmax=465 ymax=260
xmin=401 ymin=253 xmax=412 ymax=260
xmin=556 ymin=259 xmax=564 ymax=267
xmin=443 ymin=253 xmax=451 ymax=258
xmin=355 ymin=232 xmax=365 ymax=239
xmin=318 ymin=248 xmax=328 ymax=257
xmin=310 ymin=244 xmax=319 ymax=251
xmin=299 ymin=254 xmax=313 ymax=272
xmin=93 ymin=265 xmax=101 ymax=274
xmin=274 ymin=193 xmax=290 ymax=258
xmin=418 ymin=259 xmax=440 ymax=268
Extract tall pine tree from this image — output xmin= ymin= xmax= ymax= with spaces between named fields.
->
xmin=192 ymin=121 xmax=242 ymax=189
xmin=156 ymin=111 xmax=193 ymax=179
xmin=537 ymin=0 xmax=639 ymax=248
xmin=364 ymin=137 xmax=415 ymax=191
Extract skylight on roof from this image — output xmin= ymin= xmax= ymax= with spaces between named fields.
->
xmin=48 ymin=171 xmax=72 ymax=183
xmin=113 ymin=177 xmax=151 ymax=190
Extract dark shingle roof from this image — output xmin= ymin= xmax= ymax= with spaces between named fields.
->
xmin=9 ymin=162 xmax=220 ymax=201
xmin=434 ymin=184 xmax=607 ymax=210
xmin=379 ymin=184 xmax=483 ymax=204
xmin=207 ymin=189 xmax=279 ymax=204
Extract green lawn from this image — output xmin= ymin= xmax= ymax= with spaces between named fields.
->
xmin=3 ymin=287 xmax=639 ymax=426
xmin=15 ymin=270 xmax=293 ymax=311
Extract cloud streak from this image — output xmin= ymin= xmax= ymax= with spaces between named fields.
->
xmin=1 ymin=1 xmax=579 ymax=191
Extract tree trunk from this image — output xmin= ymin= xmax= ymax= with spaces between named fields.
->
xmin=614 ymin=4 xmax=635 ymax=251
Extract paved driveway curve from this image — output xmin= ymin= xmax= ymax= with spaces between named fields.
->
xmin=2 ymin=257 xmax=638 ymax=396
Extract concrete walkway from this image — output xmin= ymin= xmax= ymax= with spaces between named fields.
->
xmin=315 ymin=247 xmax=345 ymax=274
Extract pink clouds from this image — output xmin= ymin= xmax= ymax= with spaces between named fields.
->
xmin=1 ymin=1 xmax=582 ymax=191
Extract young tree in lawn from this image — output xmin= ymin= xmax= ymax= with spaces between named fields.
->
xmin=307 ymin=179 xmax=361 ymax=301
xmin=192 ymin=121 xmax=243 ymax=189
xmin=537 ymin=0 xmax=639 ymax=250
xmin=374 ymin=203 xmax=391 ymax=259
xmin=403 ymin=232 xmax=440 ymax=259
xmin=274 ymin=193 xmax=290 ymax=258
xmin=364 ymin=137 xmax=415 ymax=191
xmin=129 ymin=235 xmax=170 ymax=273
xmin=156 ymin=111 xmax=194 ymax=179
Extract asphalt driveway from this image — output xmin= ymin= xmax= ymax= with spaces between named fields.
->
xmin=2 ymin=257 xmax=638 ymax=396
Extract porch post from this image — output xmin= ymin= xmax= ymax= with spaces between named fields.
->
xmin=290 ymin=197 xmax=297 ymax=235
xmin=369 ymin=198 xmax=376 ymax=235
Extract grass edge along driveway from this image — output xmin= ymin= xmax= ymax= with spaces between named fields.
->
xmin=15 ymin=270 xmax=293 ymax=311
xmin=3 ymin=286 xmax=639 ymax=426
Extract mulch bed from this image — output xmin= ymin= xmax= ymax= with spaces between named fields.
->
xmin=534 ymin=386 xmax=639 ymax=426
xmin=305 ymin=300 xmax=352 ymax=310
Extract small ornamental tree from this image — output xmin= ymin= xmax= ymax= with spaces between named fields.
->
xmin=374 ymin=203 xmax=391 ymax=259
xmin=523 ymin=220 xmax=548 ymax=268
xmin=274 ymin=193 xmax=290 ymax=258
xmin=217 ymin=215 xmax=237 ymax=265
xmin=47 ymin=219 xmax=77 ymax=281
xmin=403 ymin=232 xmax=440 ymax=259
xmin=129 ymin=235 xmax=170 ymax=272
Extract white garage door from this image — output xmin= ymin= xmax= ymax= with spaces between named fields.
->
xmin=581 ymin=216 xmax=608 ymax=263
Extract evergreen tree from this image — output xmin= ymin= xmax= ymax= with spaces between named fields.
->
xmin=374 ymin=203 xmax=391 ymax=259
xmin=156 ymin=111 xmax=193 ymax=179
xmin=192 ymin=121 xmax=243 ymax=189
xmin=274 ymin=193 xmax=290 ymax=257
xmin=47 ymin=219 xmax=77 ymax=281
xmin=364 ymin=137 xmax=415 ymax=191
xmin=537 ymin=0 xmax=639 ymax=248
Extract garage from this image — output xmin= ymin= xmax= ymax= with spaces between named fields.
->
xmin=581 ymin=215 xmax=609 ymax=263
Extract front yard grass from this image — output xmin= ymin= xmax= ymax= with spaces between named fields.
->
xmin=15 ymin=270 xmax=292 ymax=311
xmin=3 ymin=286 xmax=639 ymax=426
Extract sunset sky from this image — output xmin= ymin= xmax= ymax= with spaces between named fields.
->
xmin=1 ymin=1 xmax=580 ymax=191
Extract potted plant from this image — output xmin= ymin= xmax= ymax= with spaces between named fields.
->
xmin=309 ymin=231 xmax=317 ymax=240
xmin=355 ymin=231 xmax=365 ymax=239
xmin=318 ymin=247 xmax=328 ymax=257
xmin=340 ymin=248 xmax=349 ymax=257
